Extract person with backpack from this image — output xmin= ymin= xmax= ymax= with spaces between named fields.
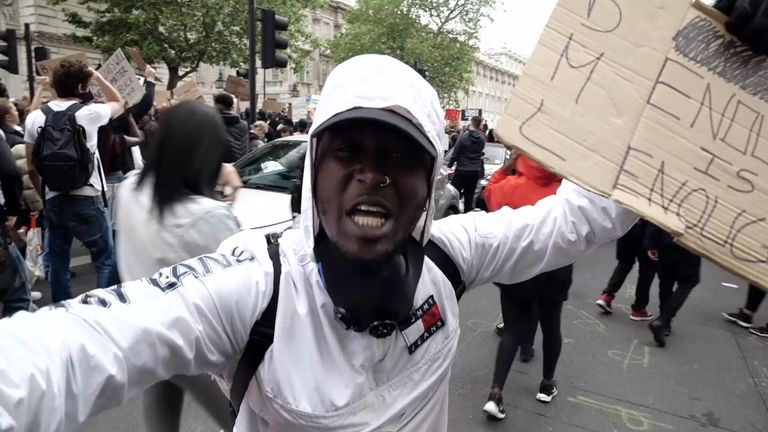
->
xmin=448 ymin=115 xmax=485 ymax=212
xmin=115 ymin=102 xmax=239 ymax=432
xmin=23 ymin=59 xmax=124 ymax=303
xmin=0 ymin=54 xmax=637 ymax=431
xmin=214 ymin=93 xmax=249 ymax=163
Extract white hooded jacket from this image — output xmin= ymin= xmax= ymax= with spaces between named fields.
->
xmin=0 ymin=55 xmax=637 ymax=432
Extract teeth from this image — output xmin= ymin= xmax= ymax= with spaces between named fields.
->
xmin=352 ymin=214 xmax=386 ymax=228
xmin=356 ymin=204 xmax=386 ymax=213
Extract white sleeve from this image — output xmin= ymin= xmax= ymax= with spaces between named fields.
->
xmin=0 ymin=232 xmax=274 ymax=432
xmin=81 ymin=103 xmax=112 ymax=128
xmin=430 ymin=180 xmax=638 ymax=288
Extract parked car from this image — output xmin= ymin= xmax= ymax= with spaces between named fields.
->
xmin=232 ymin=136 xmax=462 ymax=235
xmin=444 ymin=142 xmax=509 ymax=211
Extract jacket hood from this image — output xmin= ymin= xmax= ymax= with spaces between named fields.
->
xmin=467 ymin=129 xmax=485 ymax=143
xmin=516 ymin=155 xmax=561 ymax=187
xmin=302 ymin=54 xmax=444 ymax=249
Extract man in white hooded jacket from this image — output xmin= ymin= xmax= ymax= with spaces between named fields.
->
xmin=0 ymin=54 xmax=637 ymax=431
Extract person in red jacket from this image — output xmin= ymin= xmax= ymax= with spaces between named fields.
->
xmin=481 ymin=154 xmax=572 ymax=419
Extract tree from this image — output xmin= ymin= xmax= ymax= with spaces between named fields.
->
xmin=50 ymin=0 xmax=325 ymax=90
xmin=328 ymin=0 xmax=496 ymax=105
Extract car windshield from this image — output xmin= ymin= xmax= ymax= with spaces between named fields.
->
xmin=484 ymin=145 xmax=507 ymax=165
xmin=235 ymin=140 xmax=307 ymax=193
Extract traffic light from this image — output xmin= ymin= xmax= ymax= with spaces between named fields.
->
xmin=260 ymin=9 xmax=289 ymax=69
xmin=0 ymin=29 xmax=18 ymax=74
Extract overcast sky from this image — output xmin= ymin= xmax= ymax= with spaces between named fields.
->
xmin=479 ymin=0 xmax=559 ymax=56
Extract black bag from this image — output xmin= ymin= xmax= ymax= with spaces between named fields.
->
xmin=33 ymin=103 xmax=93 ymax=193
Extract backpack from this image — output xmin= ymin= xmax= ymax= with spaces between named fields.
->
xmin=33 ymin=104 xmax=93 ymax=193
xmin=228 ymin=238 xmax=466 ymax=418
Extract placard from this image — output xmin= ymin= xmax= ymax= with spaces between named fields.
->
xmin=173 ymin=80 xmax=205 ymax=102
xmin=97 ymin=48 xmax=146 ymax=106
xmin=36 ymin=52 xmax=89 ymax=77
xmin=224 ymin=75 xmax=250 ymax=101
xmin=496 ymin=0 xmax=768 ymax=290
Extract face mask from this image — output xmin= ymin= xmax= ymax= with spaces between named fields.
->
xmin=78 ymin=91 xmax=94 ymax=104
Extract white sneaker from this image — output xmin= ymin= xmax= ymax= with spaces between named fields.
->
xmin=535 ymin=380 xmax=558 ymax=403
xmin=30 ymin=291 xmax=42 ymax=302
xmin=482 ymin=400 xmax=506 ymax=420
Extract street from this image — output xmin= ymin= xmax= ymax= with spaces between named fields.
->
xmin=39 ymin=240 xmax=766 ymax=432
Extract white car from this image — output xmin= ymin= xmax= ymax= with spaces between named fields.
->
xmin=232 ymin=136 xmax=462 ymax=236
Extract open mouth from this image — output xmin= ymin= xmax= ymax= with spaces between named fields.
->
xmin=348 ymin=203 xmax=392 ymax=229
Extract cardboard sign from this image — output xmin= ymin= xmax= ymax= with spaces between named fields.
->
xmin=36 ymin=52 xmax=89 ymax=77
xmin=97 ymin=49 xmax=145 ymax=107
xmin=224 ymin=75 xmax=250 ymax=101
xmin=496 ymin=0 xmax=768 ymax=290
xmin=154 ymin=89 xmax=172 ymax=107
xmin=262 ymin=100 xmax=287 ymax=114
xmin=445 ymin=109 xmax=461 ymax=123
xmin=291 ymin=97 xmax=307 ymax=122
xmin=461 ymin=108 xmax=482 ymax=121
xmin=125 ymin=47 xmax=148 ymax=71
xmin=173 ymin=80 xmax=204 ymax=102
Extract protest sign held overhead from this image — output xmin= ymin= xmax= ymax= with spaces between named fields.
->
xmin=173 ymin=80 xmax=205 ymax=102
xmin=224 ymin=75 xmax=250 ymax=101
xmin=36 ymin=52 xmax=89 ymax=77
xmin=96 ymin=49 xmax=146 ymax=106
xmin=496 ymin=0 xmax=768 ymax=290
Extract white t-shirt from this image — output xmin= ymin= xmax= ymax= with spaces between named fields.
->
xmin=24 ymin=100 xmax=112 ymax=199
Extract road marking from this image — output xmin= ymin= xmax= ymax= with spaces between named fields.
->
xmin=755 ymin=361 xmax=768 ymax=387
xmin=615 ymin=303 xmax=633 ymax=314
xmin=567 ymin=305 xmax=608 ymax=335
xmin=721 ymin=282 xmax=739 ymax=288
xmin=624 ymin=284 xmax=637 ymax=299
xmin=569 ymin=395 xmax=673 ymax=430
xmin=608 ymin=339 xmax=650 ymax=370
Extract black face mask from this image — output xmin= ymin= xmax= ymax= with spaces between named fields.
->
xmin=314 ymin=233 xmax=425 ymax=338
xmin=78 ymin=91 xmax=94 ymax=104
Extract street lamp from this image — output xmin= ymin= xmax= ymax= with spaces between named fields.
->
xmin=215 ymin=68 xmax=226 ymax=90
xmin=290 ymin=82 xmax=300 ymax=98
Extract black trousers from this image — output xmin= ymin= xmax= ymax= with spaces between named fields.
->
xmin=450 ymin=169 xmax=480 ymax=213
xmin=745 ymin=283 xmax=766 ymax=312
xmin=603 ymin=224 xmax=656 ymax=311
xmin=657 ymin=246 xmax=701 ymax=325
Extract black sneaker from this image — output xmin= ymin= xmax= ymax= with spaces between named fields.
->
xmin=520 ymin=346 xmax=535 ymax=363
xmin=536 ymin=380 xmax=558 ymax=403
xmin=664 ymin=324 xmax=672 ymax=337
xmin=749 ymin=325 xmax=768 ymax=338
xmin=722 ymin=310 xmax=754 ymax=328
xmin=482 ymin=389 xmax=506 ymax=420
xmin=649 ymin=319 xmax=666 ymax=347
xmin=495 ymin=321 xmax=504 ymax=337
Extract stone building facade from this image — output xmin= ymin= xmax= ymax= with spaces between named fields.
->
xmin=0 ymin=0 xmax=352 ymax=104
xmin=458 ymin=50 xmax=527 ymax=127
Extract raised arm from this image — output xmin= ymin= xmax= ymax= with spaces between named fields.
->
xmin=0 ymin=232 xmax=273 ymax=432
xmin=431 ymin=180 xmax=637 ymax=288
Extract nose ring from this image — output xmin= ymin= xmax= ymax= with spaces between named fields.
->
xmin=380 ymin=176 xmax=391 ymax=188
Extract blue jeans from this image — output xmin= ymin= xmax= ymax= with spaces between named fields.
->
xmin=1 ymin=243 xmax=31 ymax=318
xmin=45 ymin=195 xmax=118 ymax=303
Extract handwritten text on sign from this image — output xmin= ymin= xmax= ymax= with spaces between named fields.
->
xmin=496 ymin=0 xmax=768 ymax=289
xmin=97 ymin=49 xmax=145 ymax=107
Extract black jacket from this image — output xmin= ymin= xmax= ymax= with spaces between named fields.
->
xmin=221 ymin=113 xmax=250 ymax=163
xmin=0 ymin=133 xmax=21 ymax=219
xmin=448 ymin=130 xmax=485 ymax=171
xmin=644 ymin=223 xmax=676 ymax=251
xmin=1 ymin=126 xmax=23 ymax=148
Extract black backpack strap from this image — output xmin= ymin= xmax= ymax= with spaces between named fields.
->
xmin=425 ymin=239 xmax=466 ymax=300
xmin=229 ymin=241 xmax=281 ymax=418
xmin=40 ymin=104 xmax=54 ymax=118
xmin=64 ymin=103 xmax=85 ymax=115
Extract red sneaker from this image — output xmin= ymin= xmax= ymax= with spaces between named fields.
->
xmin=596 ymin=294 xmax=615 ymax=313
xmin=630 ymin=310 xmax=654 ymax=321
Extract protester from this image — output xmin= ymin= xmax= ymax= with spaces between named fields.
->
xmin=24 ymin=59 xmax=124 ymax=303
xmin=645 ymin=224 xmax=701 ymax=347
xmin=0 ymin=54 xmax=636 ymax=431
xmin=595 ymin=219 xmax=656 ymax=320
xmin=248 ymin=121 xmax=268 ymax=151
xmin=0 ymin=129 xmax=29 ymax=318
xmin=115 ymin=102 xmax=239 ymax=432
xmin=722 ymin=283 xmax=767 ymax=337
xmin=0 ymin=100 xmax=24 ymax=148
xmin=295 ymin=118 xmax=309 ymax=135
xmin=214 ymin=93 xmax=249 ymax=163
xmin=448 ymin=115 xmax=485 ymax=212
xmin=481 ymin=155 xmax=570 ymax=419
xmin=279 ymin=125 xmax=294 ymax=138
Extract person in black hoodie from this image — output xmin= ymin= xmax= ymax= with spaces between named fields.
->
xmin=448 ymin=115 xmax=485 ymax=212
xmin=644 ymin=223 xmax=701 ymax=347
xmin=214 ymin=93 xmax=249 ymax=163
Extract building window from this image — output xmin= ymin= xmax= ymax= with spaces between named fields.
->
xmin=320 ymin=60 xmax=330 ymax=84
xmin=323 ymin=21 xmax=332 ymax=38
xmin=270 ymin=69 xmax=282 ymax=81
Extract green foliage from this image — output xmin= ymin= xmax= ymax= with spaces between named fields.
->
xmin=328 ymin=0 xmax=496 ymax=105
xmin=50 ymin=0 xmax=325 ymax=90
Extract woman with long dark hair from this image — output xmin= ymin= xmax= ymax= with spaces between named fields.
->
xmin=115 ymin=101 xmax=239 ymax=432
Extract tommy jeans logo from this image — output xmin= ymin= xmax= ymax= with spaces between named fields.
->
xmin=400 ymin=295 xmax=445 ymax=354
